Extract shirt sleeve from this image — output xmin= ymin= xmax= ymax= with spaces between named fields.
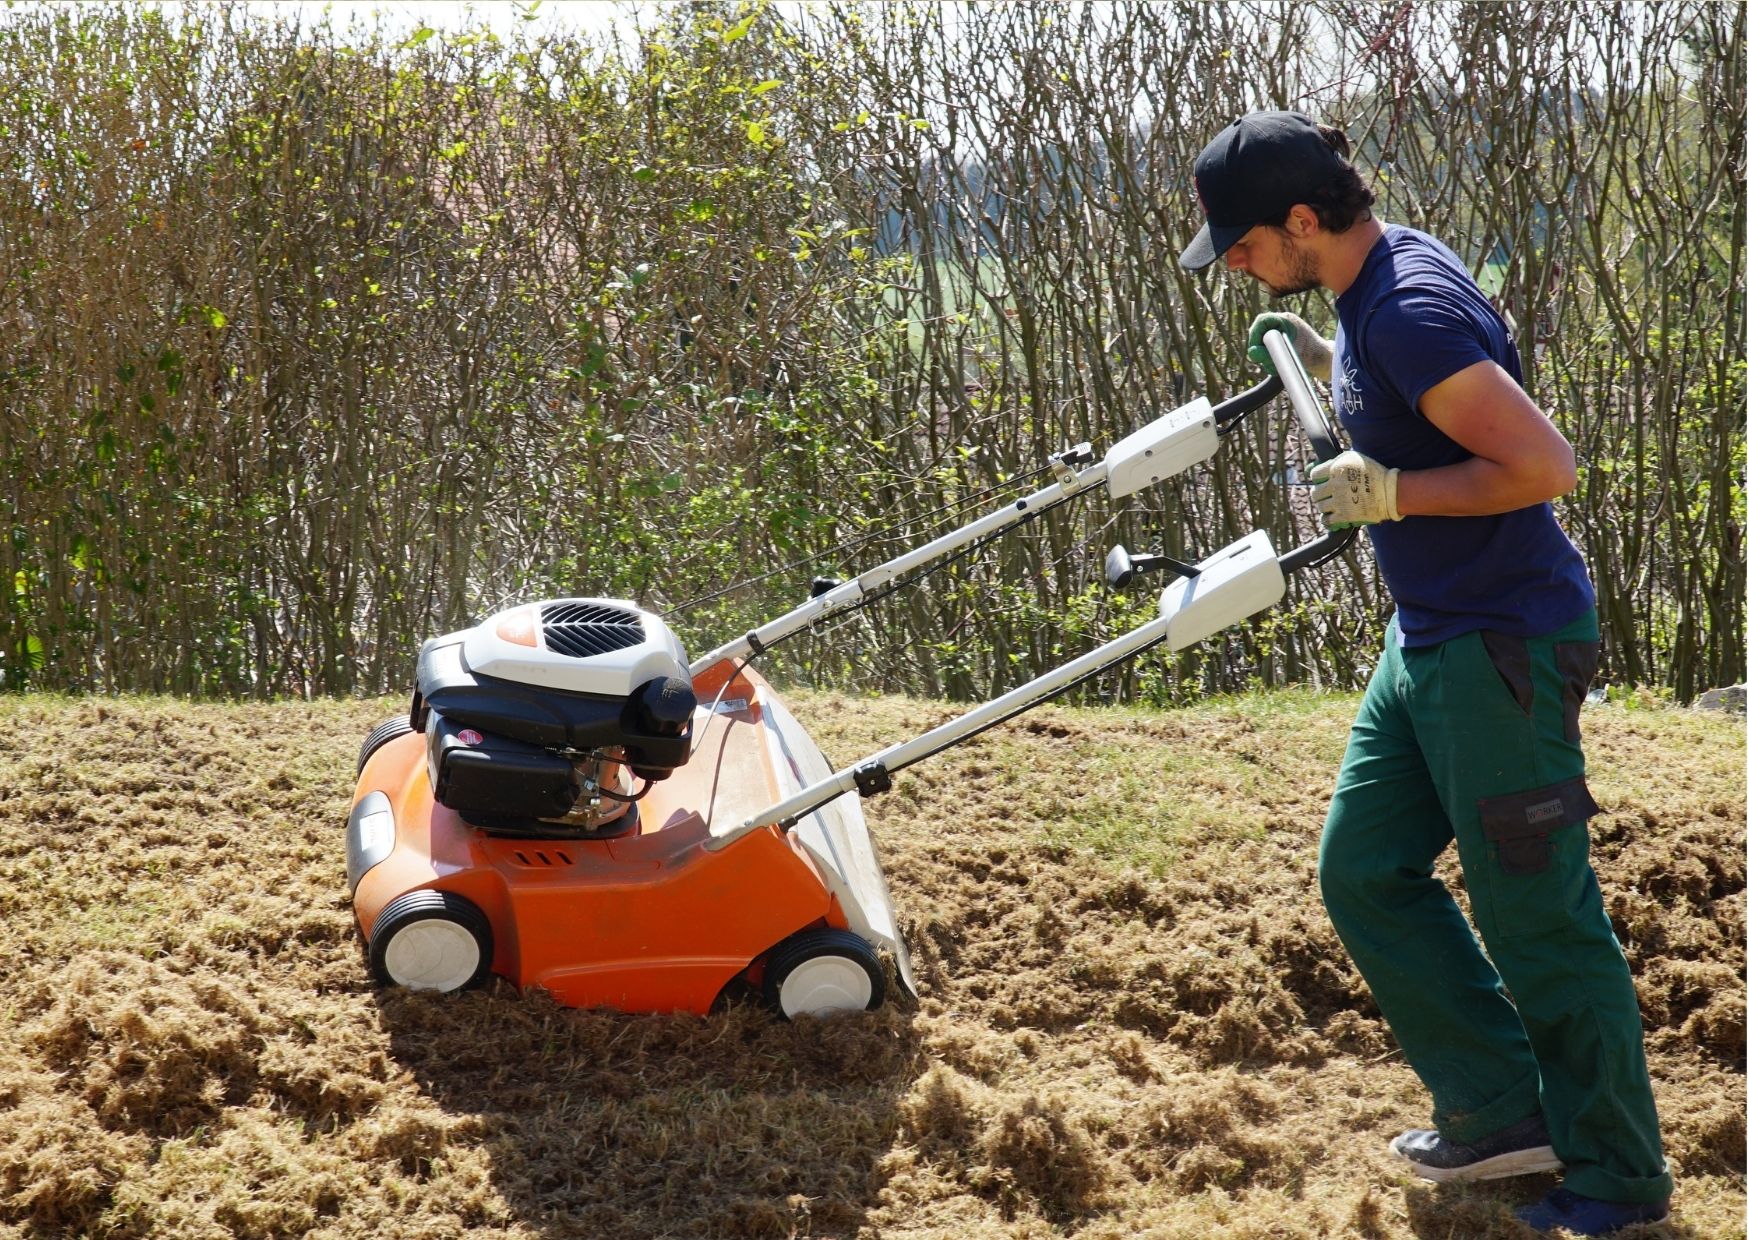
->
xmin=1362 ymin=288 xmax=1495 ymax=417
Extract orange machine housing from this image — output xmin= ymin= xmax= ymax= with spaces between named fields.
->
xmin=350 ymin=661 xmax=851 ymax=1014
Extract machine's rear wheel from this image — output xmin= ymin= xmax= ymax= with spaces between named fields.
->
xmin=368 ymin=890 xmax=494 ymax=992
xmin=357 ymin=714 xmax=415 ymax=775
xmin=761 ymin=928 xmax=885 ymax=1018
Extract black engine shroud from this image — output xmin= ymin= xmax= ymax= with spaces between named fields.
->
xmin=414 ymin=635 xmax=697 ymax=834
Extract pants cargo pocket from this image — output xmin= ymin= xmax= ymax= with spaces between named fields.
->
xmin=1476 ymin=777 xmax=1603 ymax=935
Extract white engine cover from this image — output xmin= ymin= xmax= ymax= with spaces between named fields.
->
xmin=460 ymin=598 xmax=690 ymax=697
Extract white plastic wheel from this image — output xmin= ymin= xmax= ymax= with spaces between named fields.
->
xmin=777 ymin=954 xmax=877 ymax=1017
xmin=380 ymin=919 xmax=484 ymax=992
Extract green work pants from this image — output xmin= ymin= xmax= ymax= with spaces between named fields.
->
xmin=1319 ymin=609 xmax=1672 ymax=1204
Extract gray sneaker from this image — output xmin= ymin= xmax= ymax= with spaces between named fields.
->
xmin=1389 ymin=1113 xmax=1564 ymax=1183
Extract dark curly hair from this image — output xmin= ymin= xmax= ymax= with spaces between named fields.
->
xmin=1262 ymin=124 xmax=1376 ymax=234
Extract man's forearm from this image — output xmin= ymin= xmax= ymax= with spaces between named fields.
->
xmin=1394 ymin=452 xmax=1577 ymax=518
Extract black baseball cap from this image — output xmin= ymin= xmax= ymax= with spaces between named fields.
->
xmin=1179 ymin=111 xmax=1348 ymax=271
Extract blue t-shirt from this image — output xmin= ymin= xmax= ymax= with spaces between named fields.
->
xmin=1331 ymin=225 xmax=1594 ymax=646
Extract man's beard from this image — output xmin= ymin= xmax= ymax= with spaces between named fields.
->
xmin=1265 ymin=234 xmax=1322 ymax=298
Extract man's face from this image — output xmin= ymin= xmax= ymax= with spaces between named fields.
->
xmin=1223 ymin=223 xmax=1321 ymax=298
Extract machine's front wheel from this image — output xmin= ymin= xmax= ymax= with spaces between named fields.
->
xmin=368 ymin=890 xmax=494 ymax=992
xmin=761 ymin=928 xmax=885 ymax=1018
xmin=357 ymin=714 xmax=415 ymax=775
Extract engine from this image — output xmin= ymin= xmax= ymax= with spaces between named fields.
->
xmin=413 ymin=599 xmax=698 ymax=837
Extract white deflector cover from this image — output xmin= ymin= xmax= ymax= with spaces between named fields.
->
xmin=752 ymin=694 xmax=918 ymax=997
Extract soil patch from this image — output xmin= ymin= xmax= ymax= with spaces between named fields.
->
xmin=0 ymin=692 xmax=1739 ymax=1238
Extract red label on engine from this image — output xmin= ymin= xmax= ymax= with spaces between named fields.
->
xmin=457 ymin=729 xmax=483 ymax=745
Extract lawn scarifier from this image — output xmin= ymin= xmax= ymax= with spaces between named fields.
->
xmin=345 ymin=332 xmax=1354 ymax=1019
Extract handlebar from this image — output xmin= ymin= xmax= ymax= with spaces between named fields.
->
xmin=1107 ymin=330 xmax=1356 ymax=589
xmin=1260 ymin=328 xmax=1359 ymax=568
xmin=1211 ymin=373 xmax=1284 ymax=428
xmin=1261 ymin=330 xmax=1342 ymax=463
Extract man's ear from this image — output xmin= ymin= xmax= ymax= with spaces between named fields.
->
xmin=1286 ymin=204 xmax=1319 ymax=238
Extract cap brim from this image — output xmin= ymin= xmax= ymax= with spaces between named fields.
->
xmin=1178 ymin=220 xmax=1252 ymax=272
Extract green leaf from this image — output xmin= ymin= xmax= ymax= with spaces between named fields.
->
xmin=200 ymin=305 xmax=227 ymax=329
xmin=746 ymin=120 xmax=766 ymax=144
xmin=750 ymin=79 xmax=782 ymax=96
xmin=399 ymin=26 xmax=436 ymax=48
xmin=723 ymin=14 xmax=754 ymax=43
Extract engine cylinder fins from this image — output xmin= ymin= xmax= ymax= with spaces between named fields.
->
xmin=539 ymin=601 xmax=647 ymax=659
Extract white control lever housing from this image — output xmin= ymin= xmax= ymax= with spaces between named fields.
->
xmin=1104 ymin=397 xmax=1218 ymax=498
xmin=1159 ymin=530 xmax=1286 ymax=651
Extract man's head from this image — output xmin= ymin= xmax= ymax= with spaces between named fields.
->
xmin=1178 ymin=111 xmax=1376 ymax=276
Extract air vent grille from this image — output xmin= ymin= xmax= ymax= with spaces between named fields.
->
xmin=539 ymin=602 xmax=645 ymax=659
xmin=512 ymin=848 xmax=575 ymax=867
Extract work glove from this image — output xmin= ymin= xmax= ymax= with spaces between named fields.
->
xmin=1309 ymin=450 xmax=1401 ymax=528
xmin=1248 ymin=312 xmax=1333 ymax=382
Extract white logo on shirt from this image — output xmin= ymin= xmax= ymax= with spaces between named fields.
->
xmin=1338 ymin=353 xmax=1365 ymax=419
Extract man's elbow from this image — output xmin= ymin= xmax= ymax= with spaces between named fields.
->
xmin=1539 ymin=441 xmax=1578 ymax=501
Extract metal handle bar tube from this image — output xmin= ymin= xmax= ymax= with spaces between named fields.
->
xmin=1261 ymin=328 xmax=1361 ymax=570
xmin=688 ymin=457 xmax=1111 ymax=675
xmin=1263 ymin=330 xmax=1342 ymax=462
xmin=704 ymin=605 xmax=1176 ymax=851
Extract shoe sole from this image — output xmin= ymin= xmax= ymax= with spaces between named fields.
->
xmin=1389 ymin=1136 xmax=1565 ymax=1183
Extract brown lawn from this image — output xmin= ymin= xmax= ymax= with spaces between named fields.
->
xmin=0 ymin=690 xmax=1739 ymax=1239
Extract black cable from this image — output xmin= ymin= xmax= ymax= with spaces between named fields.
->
xmin=1285 ymin=528 xmax=1360 ymax=576
xmin=599 ymin=778 xmax=653 ymax=803
xmin=775 ymin=624 xmax=1177 ymax=832
xmin=688 ymin=650 xmax=760 ymax=757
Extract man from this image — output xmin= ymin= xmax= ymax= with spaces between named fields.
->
xmin=1178 ymin=111 xmax=1673 ymax=1237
